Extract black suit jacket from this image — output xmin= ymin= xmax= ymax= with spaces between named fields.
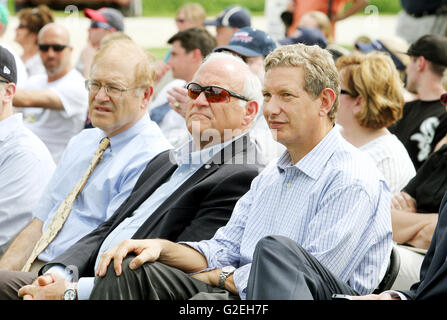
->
xmin=42 ymin=135 xmax=263 ymax=277
xmin=401 ymin=192 xmax=447 ymax=299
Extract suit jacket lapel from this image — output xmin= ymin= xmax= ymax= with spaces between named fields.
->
xmin=133 ymin=134 xmax=252 ymax=238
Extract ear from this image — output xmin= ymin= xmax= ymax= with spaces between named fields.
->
xmin=191 ymin=48 xmax=203 ymax=63
xmin=3 ymin=83 xmax=16 ymax=105
xmin=141 ymin=86 xmax=154 ymax=110
xmin=318 ymin=88 xmax=336 ymax=117
xmin=352 ymin=95 xmax=363 ymax=114
xmin=417 ymin=56 xmax=426 ymax=71
xmin=242 ymin=100 xmax=259 ymax=126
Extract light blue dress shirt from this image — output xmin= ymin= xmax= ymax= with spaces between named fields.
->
xmin=185 ymin=128 xmax=393 ymax=299
xmin=70 ymin=137 xmax=235 ymax=299
xmin=34 ymin=114 xmax=172 ymax=262
xmin=0 ymin=113 xmax=55 ymax=254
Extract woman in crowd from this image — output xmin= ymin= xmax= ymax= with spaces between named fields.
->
xmin=15 ymin=5 xmax=54 ymax=76
xmin=336 ymin=52 xmax=416 ymax=194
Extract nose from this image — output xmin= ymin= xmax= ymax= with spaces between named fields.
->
xmin=94 ymin=85 xmax=110 ymax=102
xmin=263 ymin=95 xmax=281 ymax=117
xmin=192 ymin=91 xmax=210 ymax=108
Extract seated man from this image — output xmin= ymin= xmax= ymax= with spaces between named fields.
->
xmin=0 ymin=46 xmax=55 ymax=255
xmin=78 ymin=44 xmax=390 ymax=300
xmin=0 ymin=39 xmax=172 ymax=277
xmin=2 ymin=52 xmax=264 ymax=300
xmin=355 ymin=191 xmax=447 ymax=300
xmin=13 ymin=23 xmax=89 ymax=163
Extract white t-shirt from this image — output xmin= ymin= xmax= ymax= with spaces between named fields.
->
xmin=0 ymin=43 xmax=28 ymax=87
xmin=24 ymin=53 xmax=46 ymax=77
xmin=359 ymin=134 xmax=416 ymax=194
xmin=20 ymin=69 xmax=89 ymax=163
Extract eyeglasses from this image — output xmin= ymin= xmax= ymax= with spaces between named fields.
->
xmin=186 ymin=82 xmax=249 ymax=103
xmin=340 ymin=89 xmax=357 ymax=97
xmin=38 ymin=44 xmax=69 ymax=52
xmin=85 ymin=80 xmax=142 ymax=98
xmin=17 ymin=23 xmax=28 ymax=29
xmin=90 ymin=21 xmax=114 ymax=30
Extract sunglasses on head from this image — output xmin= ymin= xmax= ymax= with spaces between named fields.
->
xmin=186 ymin=82 xmax=249 ymax=103
xmin=38 ymin=44 xmax=68 ymax=52
xmin=90 ymin=21 xmax=114 ymax=30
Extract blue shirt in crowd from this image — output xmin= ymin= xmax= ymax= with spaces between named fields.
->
xmin=185 ymin=127 xmax=393 ymax=299
xmin=35 ymin=114 xmax=172 ymax=262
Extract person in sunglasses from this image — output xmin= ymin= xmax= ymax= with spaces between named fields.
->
xmin=12 ymin=23 xmax=88 ymax=164
xmin=8 ymin=51 xmax=264 ymax=300
xmin=76 ymin=7 xmax=124 ymax=78
xmin=83 ymin=45 xmax=391 ymax=301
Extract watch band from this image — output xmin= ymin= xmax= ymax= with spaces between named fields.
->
xmin=218 ymin=266 xmax=236 ymax=289
xmin=62 ymin=282 xmax=78 ymax=300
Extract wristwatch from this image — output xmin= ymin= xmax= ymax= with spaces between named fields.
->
xmin=218 ymin=266 xmax=236 ymax=289
xmin=62 ymin=282 xmax=77 ymax=300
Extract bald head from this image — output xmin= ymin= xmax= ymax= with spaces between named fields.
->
xmin=38 ymin=23 xmax=70 ymax=45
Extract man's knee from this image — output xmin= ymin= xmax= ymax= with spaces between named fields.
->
xmin=254 ymin=235 xmax=305 ymax=259
xmin=0 ymin=270 xmax=36 ymax=300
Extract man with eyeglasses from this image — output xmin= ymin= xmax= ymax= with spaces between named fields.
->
xmin=12 ymin=23 xmax=88 ymax=163
xmin=76 ymin=7 xmax=124 ymax=78
xmin=1 ymin=51 xmax=263 ymax=300
xmin=0 ymin=38 xmax=172 ymax=298
xmin=83 ymin=45 xmax=391 ymax=302
xmin=0 ymin=46 xmax=55 ymax=257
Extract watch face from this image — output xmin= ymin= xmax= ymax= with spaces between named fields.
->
xmin=63 ymin=289 xmax=76 ymax=300
xmin=222 ymin=266 xmax=235 ymax=273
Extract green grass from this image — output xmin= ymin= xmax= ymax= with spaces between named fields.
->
xmin=147 ymin=47 xmax=169 ymax=61
xmin=7 ymin=0 xmax=402 ymax=16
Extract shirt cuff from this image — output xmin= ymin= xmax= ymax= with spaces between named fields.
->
xmin=77 ymin=277 xmax=95 ymax=300
xmin=45 ymin=265 xmax=73 ymax=282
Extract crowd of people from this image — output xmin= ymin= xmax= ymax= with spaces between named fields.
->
xmin=0 ymin=0 xmax=447 ymax=302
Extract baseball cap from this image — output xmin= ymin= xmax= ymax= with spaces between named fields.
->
xmin=0 ymin=3 xmax=9 ymax=26
xmin=214 ymin=27 xmax=277 ymax=57
xmin=355 ymin=40 xmax=406 ymax=71
xmin=204 ymin=6 xmax=251 ymax=28
xmin=279 ymin=27 xmax=328 ymax=49
xmin=0 ymin=46 xmax=17 ymax=84
xmin=406 ymin=34 xmax=447 ymax=66
xmin=84 ymin=7 xmax=124 ymax=32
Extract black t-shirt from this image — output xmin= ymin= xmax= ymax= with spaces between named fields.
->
xmin=389 ymin=99 xmax=446 ymax=170
xmin=401 ymin=0 xmax=444 ymax=15
xmin=403 ymin=144 xmax=447 ymax=213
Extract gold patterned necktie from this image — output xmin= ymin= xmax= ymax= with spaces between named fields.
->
xmin=22 ymin=137 xmax=111 ymax=272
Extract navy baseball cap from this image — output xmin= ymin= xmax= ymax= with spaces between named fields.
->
xmin=279 ymin=27 xmax=328 ymax=49
xmin=204 ymin=6 xmax=251 ymax=28
xmin=84 ymin=7 xmax=124 ymax=32
xmin=0 ymin=46 xmax=17 ymax=84
xmin=214 ymin=27 xmax=277 ymax=57
xmin=355 ymin=40 xmax=406 ymax=71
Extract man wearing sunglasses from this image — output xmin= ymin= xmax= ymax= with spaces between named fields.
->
xmin=12 ymin=23 xmax=88 ymax=164
xmin=5 ymin=51 xmax=263 ymax=300
xmin=72 ymin=46 xmax=391 ymax=302
xmin=76 ymin=7 xmax=124 ymax=78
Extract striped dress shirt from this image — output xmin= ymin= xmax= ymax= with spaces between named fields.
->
xmin=185 ymin=127 xmax=393 ymax=299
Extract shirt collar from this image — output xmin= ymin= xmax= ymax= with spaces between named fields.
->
xmin=277 ymin=126 xmax=341 ymax=180
xmin=100 ymin=113 xmax=153 ymax=152
xmin=172 ymin=133 xmax=243 ymax=166
xmin=0 ymin=113 xmax=23 ymax=142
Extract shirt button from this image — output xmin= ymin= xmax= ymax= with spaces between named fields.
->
xmin=204 ymin=164 xmax=211 ymax=169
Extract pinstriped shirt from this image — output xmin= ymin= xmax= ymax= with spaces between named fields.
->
xmin=185 ymin=128 xmax=393 ymax=299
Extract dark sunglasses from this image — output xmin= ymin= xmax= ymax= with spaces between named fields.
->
xmin=90 ymin=21 xmax=114 ymax=30
xmin=38 ymin=44 xmax=68 ymax=52
xmin=186 ymin=82 xmax=249 ymax=103
xmin=340 ymin=89 xmax=357 ymax=97
xmin=17 ymin=23 xmax=28 ymax=29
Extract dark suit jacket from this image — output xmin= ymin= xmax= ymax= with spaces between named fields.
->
xmin=401 ymin=192 xmax=447 ymax=299
xmin=41 ymin=134 xmax=263 ymax=277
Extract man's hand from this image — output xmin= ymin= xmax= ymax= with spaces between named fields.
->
xmin=18 ymin=273 xmax=71 ymax=300
xmin=96 ymin=239 xmax=164 ymax=277
xmin=407 ymin=213 xmax=438 ymax=249
xmin=352 ymin=292 xmax=398 ymax=300
xmin=391 ymin=192 xmax=417 ymax=212
xmin=167 ymin=86 xmax=189 ymax=118
xmin=154 ymin=61 xmax=171 ymax=84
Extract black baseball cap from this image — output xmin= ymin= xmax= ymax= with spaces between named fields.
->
xmin=406 ymin=34 xmax=447 ymax=66
xmin=0 ymin=46 xmax=17 ymax=84
xmin=279 ymin=27 xmax=328 ymax=49
xmin=214 ymin=27 xmax=277 ymax=57
xmin=204 ymin=6 xmax=251 ymax=28
xmin=84 ymin=7 xmax=124 ymax=32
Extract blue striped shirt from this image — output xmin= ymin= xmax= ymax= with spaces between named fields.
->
xmin=185 ymin=128 xmax=393 ymax=299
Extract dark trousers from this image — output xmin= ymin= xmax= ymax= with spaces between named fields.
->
xmin=90 ymin=255 xmax=240 ymax=300
xmin=0 ymin=270 xmax=37 ymax=300
xmin=246 ymin=235 xmax=359 ymax=300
